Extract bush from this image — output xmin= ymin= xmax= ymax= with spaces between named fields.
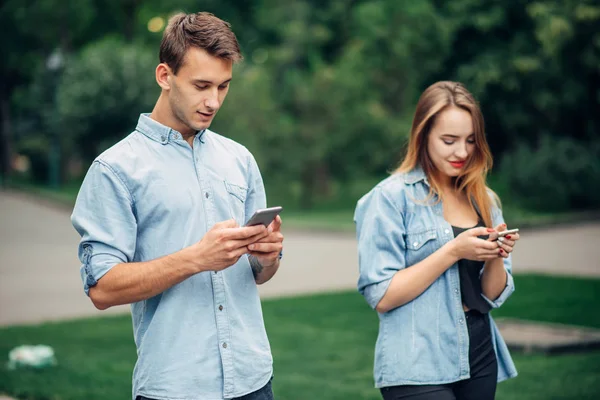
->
xmin=498 ymin=136 xmax=600 ymax=212
xmin=56 ymin=37 xmax=158 ymax=163
xmin=15 ymin=135 xmax=51 ymax=184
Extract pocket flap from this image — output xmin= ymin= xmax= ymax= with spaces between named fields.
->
xmin=406 ymin=229 xmax=437 ymax=250
xmin=224 ymin=181 xmax=248 ymax=203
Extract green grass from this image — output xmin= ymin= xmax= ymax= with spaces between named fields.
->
xmin=7 ymin=180 xmax=81 ymax=206
xmin=1 ymin=274 xmax=599 ymax=399
xmin=283 ymin=209 xmax=356 ymax=231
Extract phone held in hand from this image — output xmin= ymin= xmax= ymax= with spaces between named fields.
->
xmin=245 ymin=206 xmax=283 ymax=227
xmin=497 ymin=228 xmax=519 ymax=237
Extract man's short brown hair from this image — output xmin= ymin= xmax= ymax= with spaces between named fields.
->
xmin=159 ymin=12 xmax=242 ymax=74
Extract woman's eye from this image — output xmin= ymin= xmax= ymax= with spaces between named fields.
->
xmin=443 ymin=140 xmax=454 ymax=145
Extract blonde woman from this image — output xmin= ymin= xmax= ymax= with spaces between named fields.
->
xmin=355 ymin=81 xmax=518 ymax=400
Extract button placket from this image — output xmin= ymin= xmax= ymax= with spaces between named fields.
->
xmin=193 ymin=144 xmax=234 ymax=394
xmin=212 ymin=271 xmax=234 ymax=394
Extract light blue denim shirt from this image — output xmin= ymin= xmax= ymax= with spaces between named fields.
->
xmin=354 ymin=168 xmax=517 ymax=388
xmin=71 ymin=114 xmax=273 ymax=400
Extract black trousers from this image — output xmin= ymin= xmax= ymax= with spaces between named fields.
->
xmin=381 ymin=310 xmax=498 ymax=400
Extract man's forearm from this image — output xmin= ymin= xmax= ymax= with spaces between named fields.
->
xmin=249 ymin=255 xmax=279 ymax=285
xmin=88 ymin=246 xmax=203 ymax=310
xmin=481 ymin=257 xmax=508 ymax=301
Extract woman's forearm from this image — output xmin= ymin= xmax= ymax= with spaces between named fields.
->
xmin=481 ymin=257 xmax=508 ymax=301
xmin=376 ymin=242 xmax=460 ymax=313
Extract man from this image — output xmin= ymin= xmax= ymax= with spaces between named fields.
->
xmin=71 ymin=12 xmax=283 ymax=400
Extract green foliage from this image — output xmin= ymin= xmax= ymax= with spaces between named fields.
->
xmin=499 ymin=136 xmax=600 ymax=212
xmin=14 ymin=136 xmax=51 ymax=183
xmin=4 ymin=0 xmax=600 ymax=211
xmin=435 ymin=0 xmax=600 ymax=156
xmin=56 ymin=38 xmax=158 ymax=160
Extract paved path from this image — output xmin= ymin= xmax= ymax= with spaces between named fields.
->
xmin=1 ymin=190 xmax=599 ymax=326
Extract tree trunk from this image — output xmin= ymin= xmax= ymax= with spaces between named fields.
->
xmin=300 ymin=161 xmax=331 ymax=209
xmin=0 ymin=81 xmax=13 ymax=187
xmin=123 ymin=0 xmax=140 ymax=42
xmin=300 ymin=162 xmax=316 ymax=209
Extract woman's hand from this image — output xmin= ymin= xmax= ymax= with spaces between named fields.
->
xmin=489 ymin=223 xmax=520 ymax=258
xmin=449 ymin=227 xmax=501 ymax=261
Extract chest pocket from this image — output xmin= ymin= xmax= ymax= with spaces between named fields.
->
xmin=405 ymin=229 xmax=438 ymax=265
xmin=224 ymin=180 xmax=248 ymax=225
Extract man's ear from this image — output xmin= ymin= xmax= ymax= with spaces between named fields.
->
xmin=156 ymin=63 xmax=172 ymax=90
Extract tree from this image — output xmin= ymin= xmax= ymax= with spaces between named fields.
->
xmin=56 ymin=39 xmax=158 ymax=162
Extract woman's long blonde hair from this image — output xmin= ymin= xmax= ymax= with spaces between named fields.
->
xmin=396 ymin=81 xmax=497 ymax=227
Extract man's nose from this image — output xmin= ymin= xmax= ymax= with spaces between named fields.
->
xmin=205 ymin=92 xmax=220 ymax=111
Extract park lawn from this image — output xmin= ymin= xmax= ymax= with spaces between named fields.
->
xmin=1 ymin=274 xmax=599 ymax=399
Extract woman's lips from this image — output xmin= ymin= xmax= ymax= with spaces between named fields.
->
xmin=449 ymin=161 xmax=466 ymax=168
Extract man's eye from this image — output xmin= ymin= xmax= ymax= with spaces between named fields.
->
xmin=196 ymin=85 xmax=209 ymax=90
xmin=219 ymin=84 xmax=229 ymax=90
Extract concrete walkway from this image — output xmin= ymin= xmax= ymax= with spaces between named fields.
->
xmin=1 ymin=190 xmax=599 ymax=326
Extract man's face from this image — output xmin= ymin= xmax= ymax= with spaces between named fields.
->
xmin=167 ymin=47 xmax=233 ymax=133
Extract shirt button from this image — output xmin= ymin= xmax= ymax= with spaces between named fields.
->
xmin=205 ymin=192 xmax=209 ymax=198
xmin=218 ymin=305 xmax=223 ymax=311
xmin=444 ymin=229 xmax=450 ymax=234
xmin=222 ymin=342 xmax=227 ymax=348
xmin=161 ymin=135 xmax=166 ymax=141
xmin=413 ymin=242 xmax=418 ymax=247
xmin=459 ymin=318 xmax=464 ymax=324
xmin=454 ymin=289 xmax=459 ymax=294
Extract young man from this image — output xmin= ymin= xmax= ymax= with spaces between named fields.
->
xmin=71 ymin=12 xmax=283 ymax=400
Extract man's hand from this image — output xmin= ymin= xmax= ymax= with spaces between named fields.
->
xmin=191 ymin=219 xmax=268 ymax=272
xmin=248 ymin=215 xmax=284 ymax=269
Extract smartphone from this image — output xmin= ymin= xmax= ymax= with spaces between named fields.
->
xmin=245 ymin=206 xmax=283 ymax=227
xmin=497 ymin=228 xmax=519 ymax=237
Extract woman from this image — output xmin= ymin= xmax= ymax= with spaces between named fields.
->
xmin=355 ymin=81 xmax=518 ymax=400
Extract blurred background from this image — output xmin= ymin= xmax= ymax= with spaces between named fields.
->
xmin=2 ymin=0 xmax=599 ymax=217
xmin=1 ymin=0 xmax=599 ymax=399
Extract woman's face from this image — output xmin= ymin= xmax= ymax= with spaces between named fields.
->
xmin=427 ymin=106 xmax=476 ymax=183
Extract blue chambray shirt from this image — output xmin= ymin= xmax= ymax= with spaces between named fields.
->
xmin=354 ymin=168 xmax=517 ymax=388
xmin=71 ymin=114 xmax=273 ymax=400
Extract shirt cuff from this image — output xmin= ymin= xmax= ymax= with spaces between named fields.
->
xmin=362 ymin=277 xmax=393 ymax=310
xmin=80 ymin=245 xmax=126 ymax=296
xmin=481 ymin=270 xmax=515 ymax=309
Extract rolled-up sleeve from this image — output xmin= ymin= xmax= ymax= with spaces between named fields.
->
xmin=354 ymin=187 xmax=406 ymax=310
xmin=71 ymin=160 xmax=137 ymax=296
xmin=481 ymin=202 xmax=515 ymax=308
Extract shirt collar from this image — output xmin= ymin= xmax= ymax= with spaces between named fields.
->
xmin=403 ymin=166 xmax=429 ymax=186
xmin=135 ymin=113 xmax=206 ymax=145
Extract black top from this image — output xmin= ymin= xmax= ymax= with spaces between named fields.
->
xmin=451 ymin=223 xmax=492 ymax=314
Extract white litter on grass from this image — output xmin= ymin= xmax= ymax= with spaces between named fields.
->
xmin=7 ymin=345 xmax=57 ymax=369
